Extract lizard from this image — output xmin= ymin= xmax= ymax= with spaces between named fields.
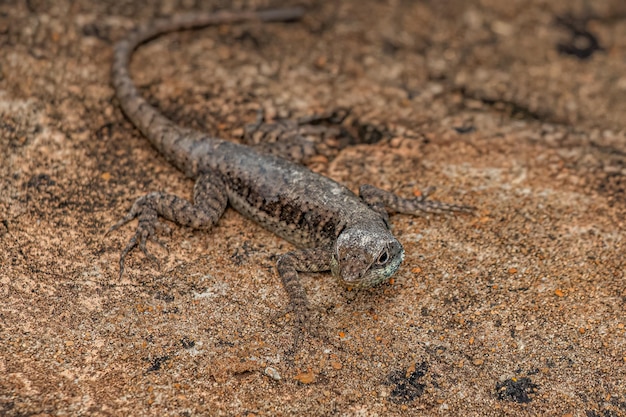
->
xmin=109 ymin=7 xmax=474 ymax=354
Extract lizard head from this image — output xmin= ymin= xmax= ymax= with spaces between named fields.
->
xmin=331 ymin=226 xmax=405 ymax=288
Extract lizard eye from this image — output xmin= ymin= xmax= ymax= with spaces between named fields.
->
xmin=376 ymin=250 xmax=389 ymax=265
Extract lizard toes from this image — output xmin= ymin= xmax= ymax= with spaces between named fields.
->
xmin=106 ymin=196 xmax=153 ymax=236
xmin=106 ymin=212 xmax=137 ymax=236
xmin=116 ymin=208 xmax=164 ymax=278
xmin=138 ymin=229 xmax=161 ymax=268
xmin=149 ymin=234 xmax=169 ymax=253
xmin=118 ymin=234 xmax=139 ymax=279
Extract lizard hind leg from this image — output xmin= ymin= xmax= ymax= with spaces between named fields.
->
xmin=243 ymin=108 xmax=352 ymax=164
xmin=108 ymin=173 xmax=228 ymax=278
xmin=359 ymin=184 xmax=475 ymax=216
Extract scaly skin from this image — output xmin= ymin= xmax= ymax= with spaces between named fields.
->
xmin=109 ymin=7 xmax=473 ymax=355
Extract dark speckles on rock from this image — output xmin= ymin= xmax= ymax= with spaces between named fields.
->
xmin=180 ymin=336 xmax=195 ymax=349
xmin=495 ymin=377 xmax=538 ymax=403
xmin=385 ymin=363 xmax=428 ymax=404
xmin=145 ymin=355 xmax=170 ymax=373
xmin=27 ymin=173 xmax=55 ymax=188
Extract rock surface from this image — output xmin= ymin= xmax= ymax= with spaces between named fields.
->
xmin=1 ymin=0 xmax=625 ymax=415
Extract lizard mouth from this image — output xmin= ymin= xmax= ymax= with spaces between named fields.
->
xmin=336 ymin=274 xmax=392 ymax=290
xmin=335 ymin=264 xmax=400 ymax=289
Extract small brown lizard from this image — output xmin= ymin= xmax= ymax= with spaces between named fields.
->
xmin=110 ymin=7 xmax=473 ymax=353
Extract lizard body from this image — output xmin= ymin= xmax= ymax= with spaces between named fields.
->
xmin=110 ymin=7 xmax=473 ymax=352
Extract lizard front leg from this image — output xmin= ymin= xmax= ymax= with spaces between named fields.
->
xmin=276 ymin=247 xmax=332 ymax=354
xmin=359 ymin=184 xmax=474 ymax=215
xmin=108 ymin=172 xmax=228 ymax=277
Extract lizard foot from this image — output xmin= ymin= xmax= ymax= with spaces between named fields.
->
xmin=107 ymin=194 xmax=170 ymax=278
xmin=107 ymin=176 xmax=227 ymax=279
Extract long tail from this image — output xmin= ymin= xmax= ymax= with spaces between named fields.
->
xmin=111 ymin=8 xmax=305 ymax=169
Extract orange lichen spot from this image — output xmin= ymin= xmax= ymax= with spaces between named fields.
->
xmin=411 ymin=267 xmax=422 ymax=274
xmin=101 ymin=172 xmax=111 ymax=181
xmin=315 ymin=55 xmax=328 ymax=68
xmin=388 ymin=278 xmax=395 ymax=285
xmin=338 ymin=331 xmax=346 ymax=339
xmin=554 ymin=289 xmax=565 ymax=297
xmin=412 ymin=189 xmax=424 ymax=197
xmin=508 ymin=267 xmax=518 ymax=274
xmin=331 ymin=361 xmax=342 ymax=370
xmin=578 ymin=328 xmax=586 ymax=334
xmin=469 ymin=336 xmax=475 ymax=345
xmin=294 ymin=370 xmax=315 ymax=384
